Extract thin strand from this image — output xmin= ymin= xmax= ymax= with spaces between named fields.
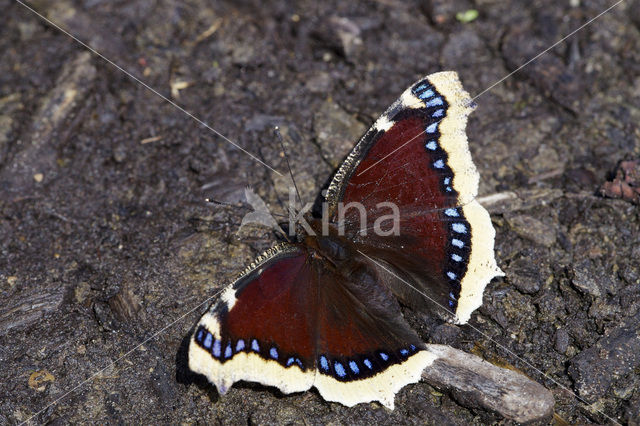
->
xmin=275 ymin=126 xmax=305 ymax=209
xmin=205 ymin=198 xmax=288 ymax=219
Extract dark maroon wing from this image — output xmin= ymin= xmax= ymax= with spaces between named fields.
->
xmin=325 ymin=72 xmax=503 ymax=323
xmin=188 ymin=244 xmax=317 ymax=395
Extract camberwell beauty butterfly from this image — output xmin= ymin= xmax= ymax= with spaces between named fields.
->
xmin=188 ymin=71 xmax=503 ymax=409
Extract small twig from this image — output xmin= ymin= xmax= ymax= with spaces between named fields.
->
xmin=140 ymin=135 xmax=163 ymax=144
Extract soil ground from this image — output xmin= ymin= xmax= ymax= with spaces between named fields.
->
xmin=1 ymin=0 xmax=639 ymax=424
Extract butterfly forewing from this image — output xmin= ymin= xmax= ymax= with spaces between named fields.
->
xmin=325 ymin=71 xmax=503 ymax=323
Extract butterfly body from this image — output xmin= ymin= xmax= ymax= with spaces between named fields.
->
xmin=188 ymin=71 xmax=503 ymax=409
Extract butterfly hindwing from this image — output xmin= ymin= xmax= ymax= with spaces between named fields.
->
xmin=325 ymin=71 xmax=503 ymax=323
xmin=311 ymin=251 xmax=436 ymax=409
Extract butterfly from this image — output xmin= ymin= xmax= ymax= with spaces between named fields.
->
xmin=188 ymin=71 xmax=503 ymax=409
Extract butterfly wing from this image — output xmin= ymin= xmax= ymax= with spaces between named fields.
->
xmin=189 ymin=243 xmax=437 ymax=409
xmin=325 ymin=71 xmax=503 ymax=324
xmin=189 ymin=244 xmax=316 ymax=395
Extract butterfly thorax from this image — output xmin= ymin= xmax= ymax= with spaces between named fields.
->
xmin=302 ymin=218 xmax=350 ymax=263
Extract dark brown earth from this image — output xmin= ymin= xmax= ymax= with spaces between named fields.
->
xmin=1 ymin=0 xmax=640 ymax=424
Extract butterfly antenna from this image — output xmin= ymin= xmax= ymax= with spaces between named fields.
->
xmin=275 ymin=126 xmax=305 ymax=211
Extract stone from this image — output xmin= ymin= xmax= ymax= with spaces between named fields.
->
xmin=313 ymin=100 xmax=366 ymax=168
xmin=508 ymin=256 xmax=546 ymax=294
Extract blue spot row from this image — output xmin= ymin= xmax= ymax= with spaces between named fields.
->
xmin=443 ymin=206 xmax=469 ymax=301
xmin=317 ymin=346 xmax=419 ymax=380
xmin=411 ymin=81 xmax=468 ymax=311
xmin=445 ymin=216 xmax=471 ymax=310
xmin=194 ymin=328 xmax=306 ymax=371
xmin=417 ymin=95 xmax=449 ymax=179
xmin=445 ymin=218 xmax=469 ymax=302
xmin=411 ymin=81 xmax=473 ymax=313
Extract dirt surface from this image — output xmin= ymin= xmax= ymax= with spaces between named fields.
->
xmin=1 ymin=0 xmax=639 ymax=424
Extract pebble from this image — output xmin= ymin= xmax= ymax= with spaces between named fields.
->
xmin=570 ymin=260 xmax=617 ymax=298
xmin=313 ymin=100 xmax=366 ymax=168
xmin=508 ymin=256 xmax=545 ymax=294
